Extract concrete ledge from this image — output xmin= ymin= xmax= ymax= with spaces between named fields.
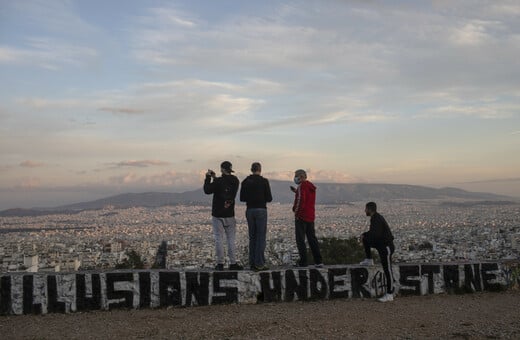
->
xmin=1 ymin=261 xmax=519 ymax=315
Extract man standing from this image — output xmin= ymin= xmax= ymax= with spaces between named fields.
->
xmin=291 ymin=169 xmax=323 ymax=267
xmin=240 ymin=162 xmax=272 ymax=271
xmin=203 ymin=161 xmax=243 ymax=271
xmin=359 ymin=201 xmax=395 ymax=302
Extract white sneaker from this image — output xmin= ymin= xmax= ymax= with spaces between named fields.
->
xmin=378 ymin=293 xmax=394 ymax=302
xmin=359 ymin=258 xmax=374 ymax=266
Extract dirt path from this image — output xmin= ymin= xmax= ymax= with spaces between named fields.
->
xmin=1 ymin=291 xmax=519 ymax=339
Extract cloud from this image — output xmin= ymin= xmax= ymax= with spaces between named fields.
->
xmin=9 ymin=0 xmax=100 ymax=37
xmin=113 ymin=160 xmax=171 ymax=168
xmin=15 ymin=177 xmax=42 ymax=189
xmin=417 ymin=104 xmax=516 ymax=120
xmin=107 ymin=170 xmax=204 ymax=189
xmin=20 ymin=160 xmax=45 ymax=168
xmin=461 ymin=177 xmax=520 ymax=184
xmin=0 ymin=38 xmax=98 ymax=70
xmin=98 ymin=107 xmax=146 ymax=114
xmin=449 ymin=20 xmax=498 ymax=46
xmin=263 ymin=169 xmax=359 ymax=183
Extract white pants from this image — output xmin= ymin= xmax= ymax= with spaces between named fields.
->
xmin=212 ymin=216 xmax=237 ymax=264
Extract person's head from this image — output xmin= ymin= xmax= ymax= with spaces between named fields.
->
xmin=251 ymin=162 xmax=262 ymax=174
xmin=365 ymin=202 xmax=377 ymax=216
xmin=294 ymin=169 xmax=307 ymax=185
xmin=220 ymin=161 xmax=234 ymax=175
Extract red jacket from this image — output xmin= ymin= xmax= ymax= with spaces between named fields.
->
xmin=292 ymin=180 xmax=316 ymax=222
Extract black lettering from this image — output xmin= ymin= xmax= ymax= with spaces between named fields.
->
xmin=212 ymin=271 xmax=238 ymax=305
xmin=443 ymin=265 xmax=460 ymax=293
xmin=328 ymin=268 xmax=349 ymax=299
xmin=258 ymin=271 xmax=282 ymax=303
xmin=464 ymin=264 xmax=482 ymax=292
xmin=159 ymin=272 xmax=181 ymax=307
xmin=23 ymin=275 xmax=42 ymax=315
xmin=421 ymin=265 xmax=441 ymax=294
xmin=106 ymin=272 xmax=134 ymax=309
xmin=185 ymin=272 xmax=209 ymax=306
xmin=0 ymin=276 xmax=11 ymax=315
xmin=481 ymin=263 xmax=501 ymax=291
xmin=285 ymin=270 xmax=308 ymax=302
xmin=350 ymin=267 xmax=371 ymax=298
xmin=139 ymin=272 xmax=151 ymax=308
xmin=47 ymin=275 xmax=66 ymax=313
xmin=399 ymin=265 xmax=421 ymax=296
xmin=309 ymin=269 xmax=327 ymax=300
xmin=371 ymin=271 xmax=386 ymax=297
xmin=76 ymin=273 xmax=102 ymax=311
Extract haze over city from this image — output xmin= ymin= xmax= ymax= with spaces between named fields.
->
xmin=1 ymin=1 xmax=519 ymax=209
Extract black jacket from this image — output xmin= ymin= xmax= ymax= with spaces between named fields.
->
xmin=240 ymin=174 xmax=273 ymax=209
xmin=203 ymin=174 xmax=239 ymax=217
xmin=365 ymin=212 xmax=394 ymax=247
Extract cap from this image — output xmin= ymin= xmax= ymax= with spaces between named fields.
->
xmin=220 ymin=161 xmax=234 ymax=173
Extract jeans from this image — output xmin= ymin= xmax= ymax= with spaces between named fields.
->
xmin=295 ymin=219 xmax=322 ymax=266
xmin=363 ymin=235 xmax=395 ymax=293
xmin=246 ymin=208 xmax=268 ymax=267
xmin=212 ymin=216 xmax=237 ymax=265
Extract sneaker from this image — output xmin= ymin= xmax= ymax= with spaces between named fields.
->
xmin=228 ymin=263 xmax=243 ymax=270
xmin=314 ymin=263 xmax=324 ymax=268
xmin=359 ymin=258 xmax=374 ymax=266
xmin=377 ymin=293 xmax=394 ymax=302
xmin=253 ymin=265 xmax=269 ymax=272
xmin=215 ymin=264 xmax=224 ymax=271
xmin=294 ymin=261 xmax=308 ymax=268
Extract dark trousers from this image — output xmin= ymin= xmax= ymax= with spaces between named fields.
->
xmin=295 ymin=219 xmax=322 ymax=266
xmin=246 ymin=208 xmax=268 ymax=267
xmin=363 ymin=237 xmax=395 ymax=294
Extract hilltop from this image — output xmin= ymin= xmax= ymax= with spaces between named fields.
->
xmin=0 ymin=181 xmax=512 ymax=217
xmin=1 ymin=291 xmax=519 ymax=339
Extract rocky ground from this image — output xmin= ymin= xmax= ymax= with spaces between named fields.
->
xmin=1 ymin=291 xmax=519 ymax=339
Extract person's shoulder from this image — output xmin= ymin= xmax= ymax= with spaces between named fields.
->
xmin=303 ymin=180 xmax=316 ymax=190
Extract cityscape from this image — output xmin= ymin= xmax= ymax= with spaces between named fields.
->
xmin=1 ymin=200 xmax=519 ymax=273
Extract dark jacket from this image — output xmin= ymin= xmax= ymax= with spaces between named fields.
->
xmin=203 ymin=174 xmax=239 ymax=217
xmin=240 ymin=174 xmax=273 ymax=209
xmin=292 ymin=180 xmax=316 ymax=222
xmin=365 ymin=212 xmax=394 ymax=247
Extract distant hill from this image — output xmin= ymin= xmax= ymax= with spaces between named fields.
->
xmin=0 ymin=181 xmax=512 ymax=217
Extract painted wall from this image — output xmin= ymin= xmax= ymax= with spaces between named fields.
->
xmin=1 ymin=261 xmax=519 ymax=315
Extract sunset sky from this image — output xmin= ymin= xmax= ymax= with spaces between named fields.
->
xmin=1 ymin=1 xmax=519 ymax=209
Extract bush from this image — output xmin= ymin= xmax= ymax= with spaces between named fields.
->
xmin=307 ymin=237 xmax=368 ymax=265
xmin=115 ymin=250 xmax=145 ymax=269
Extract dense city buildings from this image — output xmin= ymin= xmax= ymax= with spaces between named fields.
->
xmin=1 ymin=200 xmax=519 ymax=272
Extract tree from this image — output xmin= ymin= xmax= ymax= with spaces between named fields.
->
xmin=115 ymin=250 xmax=145 ymax=269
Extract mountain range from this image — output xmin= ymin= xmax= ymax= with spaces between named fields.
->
xmin=0 ymin=181 xmax=513 ymax=217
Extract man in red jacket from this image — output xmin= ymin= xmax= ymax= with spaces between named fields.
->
xmin=291 ymin=169 xmax=323 ymax=267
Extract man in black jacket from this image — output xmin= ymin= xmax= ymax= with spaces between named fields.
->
xmin=240 ymin=162 xmax=272 ymax=271
xmin=359 ymin=201 xmax=396 ymax=302
xmin=203 ymin=161 xmax=242 ymax=271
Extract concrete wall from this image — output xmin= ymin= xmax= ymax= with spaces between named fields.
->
xmin=1 ymin=261 xmax=519 ymax=315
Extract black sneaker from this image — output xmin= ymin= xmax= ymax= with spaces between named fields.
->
xmin=253 ymin=265 xmax=269 ymax=272
xmin=294 ymin=262 xmax=308 ymax=267
xmin=315 ymin=263 xmax=324 ymax=268
xmin=229 ymin=263 xmax=243 ymax=270
xmin=215 ymin=264 xmax=224 ymax=271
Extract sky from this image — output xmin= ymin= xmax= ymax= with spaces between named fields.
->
xmin=1 ymin=0 xmax=519 ymax=209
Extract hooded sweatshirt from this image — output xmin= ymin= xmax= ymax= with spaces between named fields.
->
xmin=292 ymin=180 xmax=316 ymax=222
